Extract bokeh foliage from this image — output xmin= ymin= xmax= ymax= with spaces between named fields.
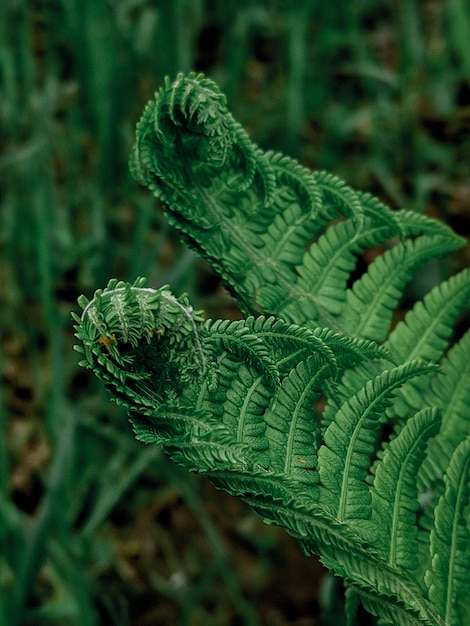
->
xmin=1 ymin=1 xmax=469 ymax=624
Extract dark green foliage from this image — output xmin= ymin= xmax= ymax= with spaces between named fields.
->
xmin=75 ymin=73 xmax=470 ymax=624
xmin=3 ymin=2 xmax=470 ymax=624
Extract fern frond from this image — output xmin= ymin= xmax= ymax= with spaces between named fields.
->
xmin=318 ymin=546 xmax=447 ymax=626
xmin=383 ymin=268 xmax=470 ymax=419
xmin=357 ymin=587 xmax=445 ymax=626
xmin=238 ymin=316 xmax=337 ymax=374
xmin=256 ymin=201 xmax=324 ymax=271
xmin=204 ymin=318 xmax=279 ymax=388
xmin=424 ymin=438 xmax=470 ymax=626
xmin=386 ymin=268 xmax=470 ymax=367
xmin=357 ymin=191 xmax=404 ymax=237
xmin=310 ymin=327 xmax=391 ymax=368
xmin=266 ymin=150 xmax=323 ymax=216
xmin=74 ymin=278 xmax=207 ymax=406
xmin=395 ymin=208 xmax=467 ymax=241
xmin=75 ymin=72 xmax=470 ymax=626
xmin=317 ymin=361 xmax=437 ymax=523
xmin=129 ymin=404 xmax=214 ymax=443
xmin=208 ymin=356 xmax=272 ymax=468
xmin=418 ymin=329 xmax=470 ymax=491
xmin=312 ymin=170 xmax=364 ymax=226
xmin=166 ymin=428 xmax=253 ymax=474
xmin=130 ymin=72 xmax=466 ymax=344
xmin=341 ymin=235 xmax=464 ymax=342
xmin=295 ymin=217 xmax=397 ymax=316
xmin=264 ymin=354 xmax=333 ymax=484
xmin=371 ymin=408 xmax=441 ymax=571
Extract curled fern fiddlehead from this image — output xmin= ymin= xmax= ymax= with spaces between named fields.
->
xmin=75 ymin=73 xmax=470 ymax=625
xmin=74 ymin=278 xmax=207 ymax=407
xmin=129 ymin=72 xmax=464 ymax=332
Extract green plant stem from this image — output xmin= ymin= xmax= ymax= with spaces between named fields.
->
xmin=170 ymin=469 xmax=261 ymax=626
xmin=10 ymin=407 xmax=77 ymax=625
xmin=80 ymin=444 xmax=162 ymax=538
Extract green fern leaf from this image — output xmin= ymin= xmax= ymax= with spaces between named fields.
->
xmin=295 ymin=217 xmax=398 ymax=316
xmin=240 ymin=316 xmax=337 ymax=375
xmin=128 ymin=404 xmax=214 ymax=443
xmin=418 ymin=329 xmax=470 ymax=491
xmin=317 ymin=361 xmax=437 ymax=523
xmin=357 ymin=191 xmax=404 ymax=238
xmin=386 ymin=268 xmax=470 ymax=367
xmin=358 ymin=588 xmax=443 ymax=626
xmin=425 ymin=438 xmax=470 ymax=626
xmin=207 ymin=470 xmax=319 ymax=515
xmin=319 ymin=549 xmax=446 ymax=626
xmin=341 ymin=235 xmax=464 ymax=342
xmin=74 ymin=278 xmax=207 ymax=407
xmin=395 ymin=208 xmax=467 ymax=241
xmin=166 ymin=428 xmax=253 ymax=474
xmin=256 ymin=201 xmax=324 ymax=270
xmin=204 ymin=318 xmax=279 ymax=388
xmin=75 ymin=72 xmax=470 ymax=626
xmin=312 ymin=170 xmax=364 ymax=226
xmin=264 ymin=354 xmax=334 ymax=484
xmin=371 ymin=408 xmax=441 ymax=570
xmin=208 ymin=356 xmax=272 ymax=467
xmin=384 ymin=268 xmax=470 ymax=419
xmin=310 ymin=327 xmax=390 ymax=368
xmin=128 ymin=404 xmax=253 ymax=474
xmin=266 ymin=150 xmax=323 ymax=216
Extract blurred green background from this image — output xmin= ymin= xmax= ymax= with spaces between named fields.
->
xmin=1 ymin=1 xmax=469 ymax=624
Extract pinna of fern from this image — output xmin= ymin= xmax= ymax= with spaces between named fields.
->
xmin=75 ymin=73 xmax=470 ymax=625
xmin=75 ymin=277 xmax=463 ymax=626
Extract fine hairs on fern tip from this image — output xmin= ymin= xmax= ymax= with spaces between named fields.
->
xmin=76 ymin=73 xmax=470 ymax=626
